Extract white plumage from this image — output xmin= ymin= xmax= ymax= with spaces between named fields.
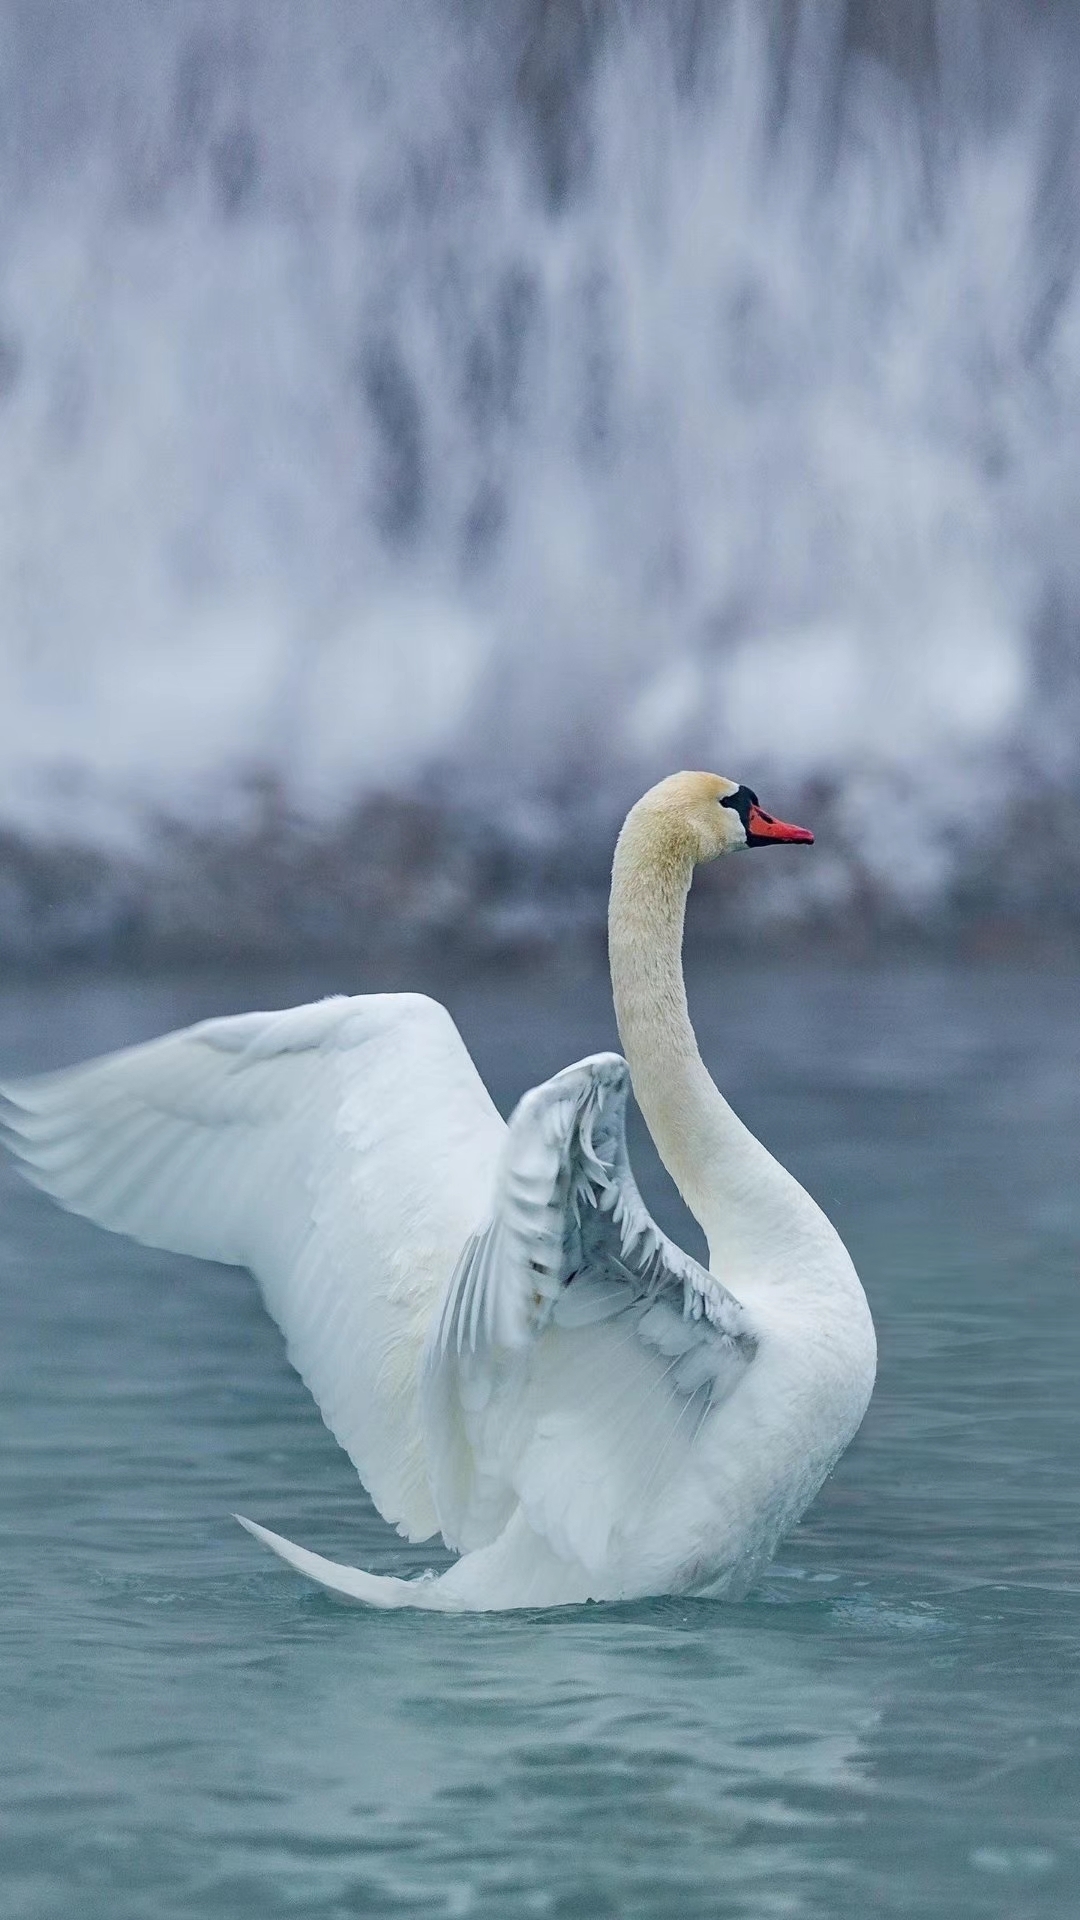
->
xmin=4 ymin=992 xmax=501 ymax=1543
xmin=1 ymin=772 xmax=877 ymax=1610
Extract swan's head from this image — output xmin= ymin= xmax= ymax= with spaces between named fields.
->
xmin=627 ymin=771 xmax=814 ymax=866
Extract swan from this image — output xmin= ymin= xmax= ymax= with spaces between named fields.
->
xmin=1 ymin=772 xmax=875 ymax=1611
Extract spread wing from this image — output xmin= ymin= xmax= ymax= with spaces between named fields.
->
xmin=1 ymin=992 xmax=504 ymax=1541
xmin=421 ymin=1054 xmax=758 ymax=1572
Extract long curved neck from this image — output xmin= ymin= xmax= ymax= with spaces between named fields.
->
xmin=608 ymin=812 xmax=804 ymax=1263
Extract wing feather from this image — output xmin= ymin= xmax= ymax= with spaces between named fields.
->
xmin=421 ymin=1053 xmax=758 ymax=1562
xmin=1 ymin=992 xmax=504 ymax=1540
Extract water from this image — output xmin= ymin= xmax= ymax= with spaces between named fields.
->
xmin=1 ymin=957 xmax=1078 ymax=1918
xmin=3 ymin=3 xmax=1080 ymax=952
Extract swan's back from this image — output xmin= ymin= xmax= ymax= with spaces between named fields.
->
xmin=1 ymin=993 xmax=505 ymax=1541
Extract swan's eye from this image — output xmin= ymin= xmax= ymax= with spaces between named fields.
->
xmin=719 ymin=785 xmax=758 ymax=827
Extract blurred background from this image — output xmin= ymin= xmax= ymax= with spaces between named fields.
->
xmin=2 ymin=0 xmax=1080 ymax=964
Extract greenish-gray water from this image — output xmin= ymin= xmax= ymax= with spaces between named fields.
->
xmin=1 ymin=960 xmax=1078 ymax=1918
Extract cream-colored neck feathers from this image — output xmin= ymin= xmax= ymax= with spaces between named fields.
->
xmin=608 ymin=790 xmax=723 ymax=1232
xmin=607 ymin=775 xmax=812 ymax=1270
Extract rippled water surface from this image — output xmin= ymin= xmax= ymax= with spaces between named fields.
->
xmin=1 ymin=960 xmax=1078 ymax=1919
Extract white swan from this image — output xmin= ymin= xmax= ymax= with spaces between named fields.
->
xmin=1 ymin=773 xmax=875 ymax=1611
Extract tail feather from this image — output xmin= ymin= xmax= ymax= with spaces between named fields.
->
xmin=234 ymin=1515 xmax=454 ymax=1610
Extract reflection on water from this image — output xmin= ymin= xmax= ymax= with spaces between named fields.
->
xmin=1 ymin=960 xmax=1078 ymax=1918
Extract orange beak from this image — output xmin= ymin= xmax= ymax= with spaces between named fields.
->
xmin=746 ymin=804 xmax=814 ymax=847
